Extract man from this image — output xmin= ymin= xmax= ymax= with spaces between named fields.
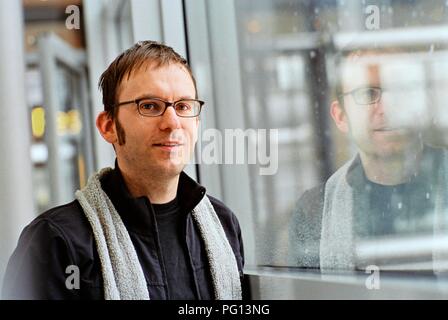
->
xmin=2 ymin=41 xmax=244 ymax=299
xmin=289 ymin=49 xmax=448 ymax=272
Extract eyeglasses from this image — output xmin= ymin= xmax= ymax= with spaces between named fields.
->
xmin=114 ymin=97 xmax=204 ymax=117
xmin=339 ymin=86 xmax=382 ymax=105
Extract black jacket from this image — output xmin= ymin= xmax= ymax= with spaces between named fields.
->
xmin=2 ymin=167 xmax=245 ymax=300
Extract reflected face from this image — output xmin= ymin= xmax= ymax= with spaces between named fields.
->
xmin=113 ymin=62 xmax=199 ymax=178
xmin=334 ymin=57 xmax=423 ymax=159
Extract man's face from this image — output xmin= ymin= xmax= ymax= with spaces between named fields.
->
xmin=113 ymin=62 xmax=199 ymax=178
xmin=333 ymin=54 xmax=426 ymax=160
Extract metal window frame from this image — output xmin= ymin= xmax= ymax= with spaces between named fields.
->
xmin=38 ymin=32 xmax=95 ymax=207
xmin=246 ymin=266 xmax=448 ymax=299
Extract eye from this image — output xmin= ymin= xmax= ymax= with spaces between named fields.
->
xmin=140 ymin=102 xmax=157 ymax=110
xmin=357 ymin=88 xmax=373 ymax=98
xmin=175 ymin=102 xmax=192 ymax=111
xmin=353 ymin=87 xmax=380 ymax=104
xmin=138 ymin=99 xmax=165 ymax=111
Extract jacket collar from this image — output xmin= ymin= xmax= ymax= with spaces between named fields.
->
xmin=99 ymin=160 xmax=206 ymax=235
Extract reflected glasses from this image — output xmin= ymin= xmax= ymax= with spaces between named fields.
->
xmin=114 ymin=97 xmax=204 ymax=117
xmin=339 ymin=87 xmax=382 ymax=105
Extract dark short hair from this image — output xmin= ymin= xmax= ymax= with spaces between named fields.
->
xmin=98 ymin=40 xmax=197 ymax=119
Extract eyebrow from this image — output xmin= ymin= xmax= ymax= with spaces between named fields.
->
xmin=134 ymin=94 xmax=195 ymax=101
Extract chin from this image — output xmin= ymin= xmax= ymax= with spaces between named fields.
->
xmin=158 ymin=162 xmax=186 ymax=177
xmin=371 ymin=142 xmax=419 ymax=160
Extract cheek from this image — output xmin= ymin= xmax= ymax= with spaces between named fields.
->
xmin=121 ymin=120 xmax=154 ymax=147
xmin=347 ymin=111 xmax=370 ymax=139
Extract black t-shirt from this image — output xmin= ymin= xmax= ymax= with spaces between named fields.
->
xmin=153 ymin=197 xmax=197 ymax=299
xmin=354 ymin=154 xmax=436 ymax=238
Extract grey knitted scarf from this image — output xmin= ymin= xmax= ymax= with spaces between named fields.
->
xmin=320 ymin=150 xmax=448 ymax=273
xmin=75 ymin=168 xmax=242 ymax=300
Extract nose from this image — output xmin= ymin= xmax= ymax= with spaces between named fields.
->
xmin=374 ymin=98 xmax=385 ymax=115
xmin=158 ymin=105 xmax=181 ymax=131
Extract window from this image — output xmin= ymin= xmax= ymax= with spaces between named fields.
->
xmin=185 ymin=0 xmax=448 ymax=297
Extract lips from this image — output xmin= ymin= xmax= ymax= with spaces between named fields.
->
xmin=153 ymin=141 xmax=184 ymax=148
xmin=374 ymin=127 xmax=398 ymax=132
xmin=373 ymin=127 xmax=410 ymax=136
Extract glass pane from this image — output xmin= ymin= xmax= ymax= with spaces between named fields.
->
xmin=54 ymin=62 xmax=88 ymax=204
xmin=231 ymin=0 xmax=448 ymax=274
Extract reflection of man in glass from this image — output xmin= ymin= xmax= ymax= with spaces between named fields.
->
xmin=289 ymin=50 xmax=448 ymax=271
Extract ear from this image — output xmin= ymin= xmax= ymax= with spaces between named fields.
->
xmin=96 ymin=111 xmax=118 ymax=144
xmin=330 ymin=100 xmax=349 ymax=133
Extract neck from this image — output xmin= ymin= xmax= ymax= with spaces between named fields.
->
xmin=119 ymin=166 xmax=180 ymax=204
xmin=360 ymin=144 xmax=424 ymax=186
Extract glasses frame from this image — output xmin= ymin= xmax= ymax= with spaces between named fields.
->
xmin=113 ymin=97 xmax=205 ymax=118
xmin=338 ymin=86 xmax=382 ymax=105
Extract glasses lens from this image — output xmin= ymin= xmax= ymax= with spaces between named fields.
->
xmin=138 ymin=99 xmax=166 ymax=116
xmin=174 ymin=100 xmax=201 ymax=117
xmin=353 ymin=87 xmax=381 ymax=105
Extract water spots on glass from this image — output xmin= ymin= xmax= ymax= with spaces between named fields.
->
xmin=426 ymin=193 xmax=430 ymax=200
xmin=398 ymin=202 xmax=403 ymax=210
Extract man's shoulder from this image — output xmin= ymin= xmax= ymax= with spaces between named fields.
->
xmin=206 ymin=194 xmax=242 ymax=236
xmin=288 ymin=183 xmax=325 ymax=268
xmin=26 ymin=200 xmax=92 ymax=246
xmin=295 ymin=183 xmax=326 ymax=217
xmin=205 ymin=194 xmax=244 ymax=268
xmin=207 ymin=194 xmax=232 ymax=214
xmin=290 ymin=183 xmax=325 ymax=237
xmin=207 ymin=194 xmax=239 ymax=223
xmin=299 ymin=183 xmax=325 ymax=203
xmin=32 ymin=200 xmax=85 ymax=226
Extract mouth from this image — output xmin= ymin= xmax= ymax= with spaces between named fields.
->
xmin=153 ymin=141 xmax=184 ymax=150
xmin=374 ymin=127 xmax=404 ymax=132
xmin=372 ymin=127 xmax=411 ymax=138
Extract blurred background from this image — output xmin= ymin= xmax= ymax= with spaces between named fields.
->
xmin=1 ymin=0 xmax=448 ymax=299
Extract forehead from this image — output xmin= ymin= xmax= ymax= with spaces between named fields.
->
xmin=117 ymin=61 xmax=195 ymax=99
xmin=339 ymin=52 xmax=424 ymax=90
